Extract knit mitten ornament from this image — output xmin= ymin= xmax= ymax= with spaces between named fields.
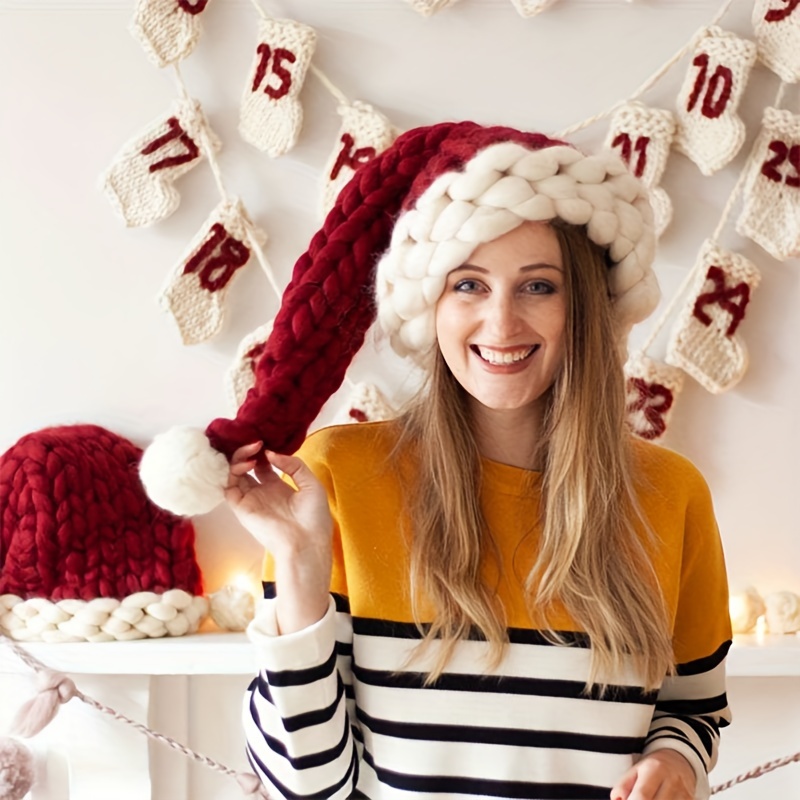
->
xmin=606 ymin=102 xmax=676 ymax=238
xmin=129 ymin=0 xmax=212 ymax=68
xmin=238 ymin=18 xmax=316 ymax=157
xmin=102 ymin=99 xmax=220 ymax=227
xmin=405 ymin=0 xmax=462 ymax=15
xmin=674 ymin=27 xmax=757 ymax=176
xmin=159 ymin=199 xmax=265 ymax=345
xmin=345 ymin=383 xmax=395 ymax=424
xmin=736 ymin=107 xmax=800 ymax=262
xmin=321 ymin=102 xmax=396 ymax=218
xmin=510 ymin=0 xmax=559 ymax=16
xmin=753 ymin=0 xmax=800 ymax=83
xmin=226 ymin=320 xmax=274 ymax=413
xmin=624 ymin=353 xmax=684 ymax=442
xmin=666 ymin=240 xmax=760 ymax=394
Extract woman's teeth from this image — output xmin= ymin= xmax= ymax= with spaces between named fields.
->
xmin=474 ymin=346 xmax=537 ymax=365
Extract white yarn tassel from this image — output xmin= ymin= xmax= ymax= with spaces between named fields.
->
xmin=102 ymin=99 xmax=220 ymax=227
xmin=666 ymin=240 xmax=760 ymax=394
xmin=239 ymin=17 xmax=316 ymax=157
xmin=752 ymin=0 xmax=800 ymax=83
xmin=158 ymin=199 xmax=266 ymax=345
xmin=320 ymin=102 xmax=397 ymax=218
xmin=129 ymin=0 xmax=212 ymax=67
xmin=674 ymin=27 xmax=757 ymax=176
xmin=736 ymin=107 xmax=800 ymax=262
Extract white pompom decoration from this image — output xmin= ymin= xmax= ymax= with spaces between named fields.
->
xmin=139 ymin=426 xmax=230 ymax=516
xmin=0 ymin=736 xmax=35 ymax=800
xmin=209 ymin=585 xmax=256 ymax=632
xmin=728 ymin=585 xmax=765 ymax=634
xmin=764 ymin=591 xmax=800 ymax=634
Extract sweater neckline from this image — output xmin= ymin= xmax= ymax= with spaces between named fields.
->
xmin=480 ymin=456 xmax=541 ymax=496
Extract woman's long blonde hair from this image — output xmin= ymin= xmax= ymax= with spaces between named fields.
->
xmin=395 ymin=220 xmax=674 ymax=690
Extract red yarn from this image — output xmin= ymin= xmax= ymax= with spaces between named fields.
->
xmin=205 ymin=121 xmax=567 ymax=459
xmin=0 ymin=425 xmax=203 ymax=600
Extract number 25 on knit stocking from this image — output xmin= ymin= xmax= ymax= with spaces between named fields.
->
xmin=737 ymin=107 xmax=800 ymax=261
xmin=666 ymin=241 xmax=760 ymax=394
xmin=239 ymin=18 xmax=316 ymax=157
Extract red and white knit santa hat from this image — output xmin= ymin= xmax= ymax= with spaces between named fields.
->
xmin=0 ymin=425 xmax=208 ymax=642
xmin=140 ymin=121 xmax=659 ymax=516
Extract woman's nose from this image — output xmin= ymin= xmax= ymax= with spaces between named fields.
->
xmin=484 ymin=292 xmax=524 ymax=338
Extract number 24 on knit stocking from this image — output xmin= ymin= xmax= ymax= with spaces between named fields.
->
xmin=666 ymin=240 xmax=760 ymax=394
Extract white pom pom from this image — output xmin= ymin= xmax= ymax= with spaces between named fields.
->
xmin=139 ymin=426 xmax=230 ymax=516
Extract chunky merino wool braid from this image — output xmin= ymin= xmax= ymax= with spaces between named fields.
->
xmin=752 ymin=0 xmax=800 ymax=84
xmin=238 ymin=17 xmax=317 ymax=157
xmin=129 ymin=0 xmax=212 ymax=68
xmin=736 ymin=106 xmax=800 ymax=262
xmin=674 ymin=27 xmax=757 ymax=177
xmin=0 ymin=425 xmax=205 ymax=640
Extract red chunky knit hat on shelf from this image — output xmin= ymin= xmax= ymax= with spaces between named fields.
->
xmin=0 ymin=424 xmax=208 ymax=642
xmin=140 ymin=120 xmax=659 ymax=516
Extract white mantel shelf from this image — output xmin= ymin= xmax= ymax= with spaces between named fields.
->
xmin=1 ymin=632 xmax=799 ymax=677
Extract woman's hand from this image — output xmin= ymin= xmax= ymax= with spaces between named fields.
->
xmin=610 ymin=750 xmax=697 ymax=800
xmin=225 ymin=442 xmax=333 ymax=634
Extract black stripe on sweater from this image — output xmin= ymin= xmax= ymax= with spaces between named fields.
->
xmin=360 ymin=747 xmax=610 ymax=799
xmin=355 ymin=706 xmax=645 ymax=754
xmin=353 ymin=663 xmax=655 ymax=704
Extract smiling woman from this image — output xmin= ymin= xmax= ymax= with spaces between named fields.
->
xmin=140 ymin=121 xmax=731 ymax=800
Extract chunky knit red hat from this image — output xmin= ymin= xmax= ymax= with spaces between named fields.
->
xmin=0 ymin=424 xmax=207 ymax=642
xmin=140 ymin=120 xmax=659 ymax=516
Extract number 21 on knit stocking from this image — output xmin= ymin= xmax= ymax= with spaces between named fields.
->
xmin=666 ymin=240 xmax=761 ymax=394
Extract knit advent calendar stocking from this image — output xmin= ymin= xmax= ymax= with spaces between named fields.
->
xmin=737 ymin=107 xmax=800 ymax=261
xmin=345 ymin=383 xmax=395 ymax=424
xmin=102 ymin=99 xmax=220 ymax=227
xmin=666 ymin=240 xmax=760 ymax=394
xmin=606 ymin=102 xmax=676 ymax=237
xmin=674 ymin=27 xmax=757 ymax=176
xmin=320 ymin=101 xmax=396 ymax=217
xmin=405 ymin=0 xmax=462 ymax=15
xmin=239 ymin=17 xmax=317 ymax=157
xmin=226 ymin=320 xmax=274 ymax=412
xmin=129 ymin=0 xmax=212 ymax=68
xmin=159 ymin=199 xmax=266 ymax=345
xmin=510 ymin=0 xmax=559 ymax=16
xmin=753 ymin=0 xmax=800 ymax=83
xmin=624 ymin=353 xmax=684 ymax=442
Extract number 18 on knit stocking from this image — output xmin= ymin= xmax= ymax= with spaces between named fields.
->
xmin=666 ymin=240 xmax=760 ymax=394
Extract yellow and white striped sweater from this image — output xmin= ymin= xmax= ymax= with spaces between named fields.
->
xmin=244 ymin=421 xmax=732 ymax=800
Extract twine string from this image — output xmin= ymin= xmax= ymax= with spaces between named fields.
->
xmin=556 ymin=0 xmax=735 ymax=138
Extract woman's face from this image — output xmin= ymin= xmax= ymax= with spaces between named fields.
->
xmin=434 ymin=221 xmax=567 ymax=417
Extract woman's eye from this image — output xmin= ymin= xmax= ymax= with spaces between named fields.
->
xmin=524 ymin=281 xmax=555 ymax=295
xmin=453 ymin=279 xmax=482 ymax=293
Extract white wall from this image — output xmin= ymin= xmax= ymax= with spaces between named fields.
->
xmin=1 ymin=0 xmax=799 ymax=798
